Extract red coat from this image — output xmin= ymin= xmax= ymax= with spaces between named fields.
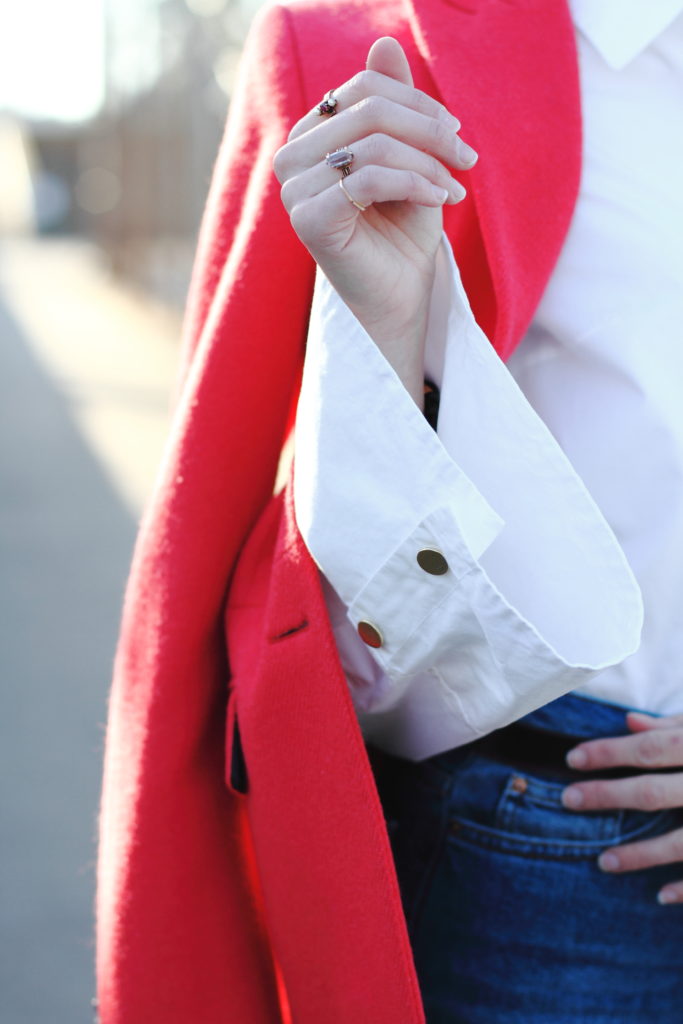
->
xmin=95 ymin=0 xmax=581 ymax=1020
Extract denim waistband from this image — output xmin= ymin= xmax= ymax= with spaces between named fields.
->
xmin=515 ymin=690 xmax=653 ymax=741
xmin=421 ymin=692 xmax=654 ymax=781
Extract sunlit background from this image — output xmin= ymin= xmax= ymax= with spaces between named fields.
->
xmin=0 ymin=2 xmax=263 ymax=1020
xmin=1 ymin=0 xmax=263 ymax=302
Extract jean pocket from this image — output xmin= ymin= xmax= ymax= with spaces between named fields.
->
xmin=446 ymin=766 xmax=681 ymax=860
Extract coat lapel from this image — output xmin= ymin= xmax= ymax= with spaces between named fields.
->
xmin=405 ymin=0 xmax=582 ymax=358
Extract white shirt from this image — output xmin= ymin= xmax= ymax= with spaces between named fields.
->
xmin=293 ymin=1 xmax=683 ymax=760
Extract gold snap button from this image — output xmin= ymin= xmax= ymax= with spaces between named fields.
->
xmin=511 ymin=775 xmax=528 ymax=794
xmin=357 ymin=620 xmax=383 ymax=648
xmin=416 ymin=548 xmax=449 ymax=575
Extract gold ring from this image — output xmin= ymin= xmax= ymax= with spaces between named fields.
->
xmin=339 ymin=178 xmax=367 ymax=212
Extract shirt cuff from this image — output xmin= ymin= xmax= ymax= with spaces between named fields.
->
xmin=293 ymin=237 xmax=504 ymax=603
xmin=293 ymin=232 xmax=643 ymax=746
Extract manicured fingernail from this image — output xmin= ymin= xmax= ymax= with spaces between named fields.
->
xmin=456 ymin=138 xmax=478 ymax=166
xmin=449 ymin=179 xmax=467 ymax=201
xmin=566 ymin=747 xmax=587 ymax=768
xmin=562 ymin=786 xmax=584 ymax=808
xmin=598 ymin=851 xmax=620 ymax=872
xmin=658 ymin=888 xmax=679 ymax=904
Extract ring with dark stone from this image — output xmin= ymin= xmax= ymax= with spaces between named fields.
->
xmin=317 ymin=89 xmax=338 ymax=116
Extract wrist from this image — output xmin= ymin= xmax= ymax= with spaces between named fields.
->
xmin=357 ymin=287 xmax=434 ymax=410
xmin=372 ymin=330 xmax=426 ymax=408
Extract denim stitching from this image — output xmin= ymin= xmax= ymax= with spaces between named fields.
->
xmin=445 ymin=807 xmax=681 ymax=860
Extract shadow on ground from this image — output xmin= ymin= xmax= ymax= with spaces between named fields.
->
xmin=0 ymin=284 xmax=138 ymax=1024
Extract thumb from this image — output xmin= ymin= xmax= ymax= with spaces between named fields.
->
xmin=366 ymin=36 xmax=413 ymax=88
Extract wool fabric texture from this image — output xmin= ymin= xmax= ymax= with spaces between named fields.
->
xmin=95 ymin=0 xmax=581 ymax=1020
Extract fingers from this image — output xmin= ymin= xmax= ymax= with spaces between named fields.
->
xmin=598 ymin=828 xmax=683 ymax=905
xmin=565 ymin=727 xmax=683 ymax=772
xmin=562 ymin=771 xmax=683 ymax=812
xmin=280 ymin=133 xmax=466 ymax=214
xmin=599 ymin=835 xmax=683 ymax=907
xmin=276 ymin=93 xmax=476 ymax=191
xmin=627 ymin=710 xmax=683 ymax=732
xmin=274 ymin=37 xmax=477 ymax=239
xmin=657 ymin=880 xmax=683 ymax=904
xmin=366 ymin=36 xmax=414 ymax=88
xmin=596 ymin=826 xmax=683 ymax=876
xmin=562 ymin=718 xmax=683 ymax=899
xmin=287 ymin=66 xmax=461 ymax=141
xmin=290 ymin=167 xmax=450 ymax=245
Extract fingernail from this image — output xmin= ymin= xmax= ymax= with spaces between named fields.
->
xmin=598 ymin=851 xmax=620 ymax=872
xmin=562 ymin=786 xmax=584 ymax=808
xmin=566 ymin=747 xmax=588 ymax=768
xmin=658 ymin=888 xmax=679 ymax=904
xmin=456 ymin=138 xmax=478 ymax=167
xmin=431 ymin=186 xmax=449 ymax=204
xmin=449 ymin=179 xmax=467 ymax=201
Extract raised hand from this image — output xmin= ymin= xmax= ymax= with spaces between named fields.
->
xmin=273 ymin=36 xmax=477 ymax=405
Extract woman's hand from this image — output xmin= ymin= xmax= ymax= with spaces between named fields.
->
xmin=273 ymin=36 xmax=477 ymax=405
xmin=562 ymin=711 xmax=683 ymax=904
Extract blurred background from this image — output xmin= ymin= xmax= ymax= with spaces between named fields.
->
xmin=0 ymin=1 xmax=263 ymax=1019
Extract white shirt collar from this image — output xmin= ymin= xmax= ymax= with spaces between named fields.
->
xmin=568 ymin=0 xmax=683 ymax=69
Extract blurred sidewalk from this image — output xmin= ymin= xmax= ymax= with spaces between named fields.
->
xmin=1 ymin=236 xmax=182 ymax=514
xmin=0 ymin=237 xmax=182 ymax=1023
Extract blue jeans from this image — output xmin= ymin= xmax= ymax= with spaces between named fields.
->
xmin=367 ymin=693 xmax=683 ymax=1022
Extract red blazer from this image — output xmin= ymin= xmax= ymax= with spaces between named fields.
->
xmin=95 ymin=0 xmax=581 ymax=1020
